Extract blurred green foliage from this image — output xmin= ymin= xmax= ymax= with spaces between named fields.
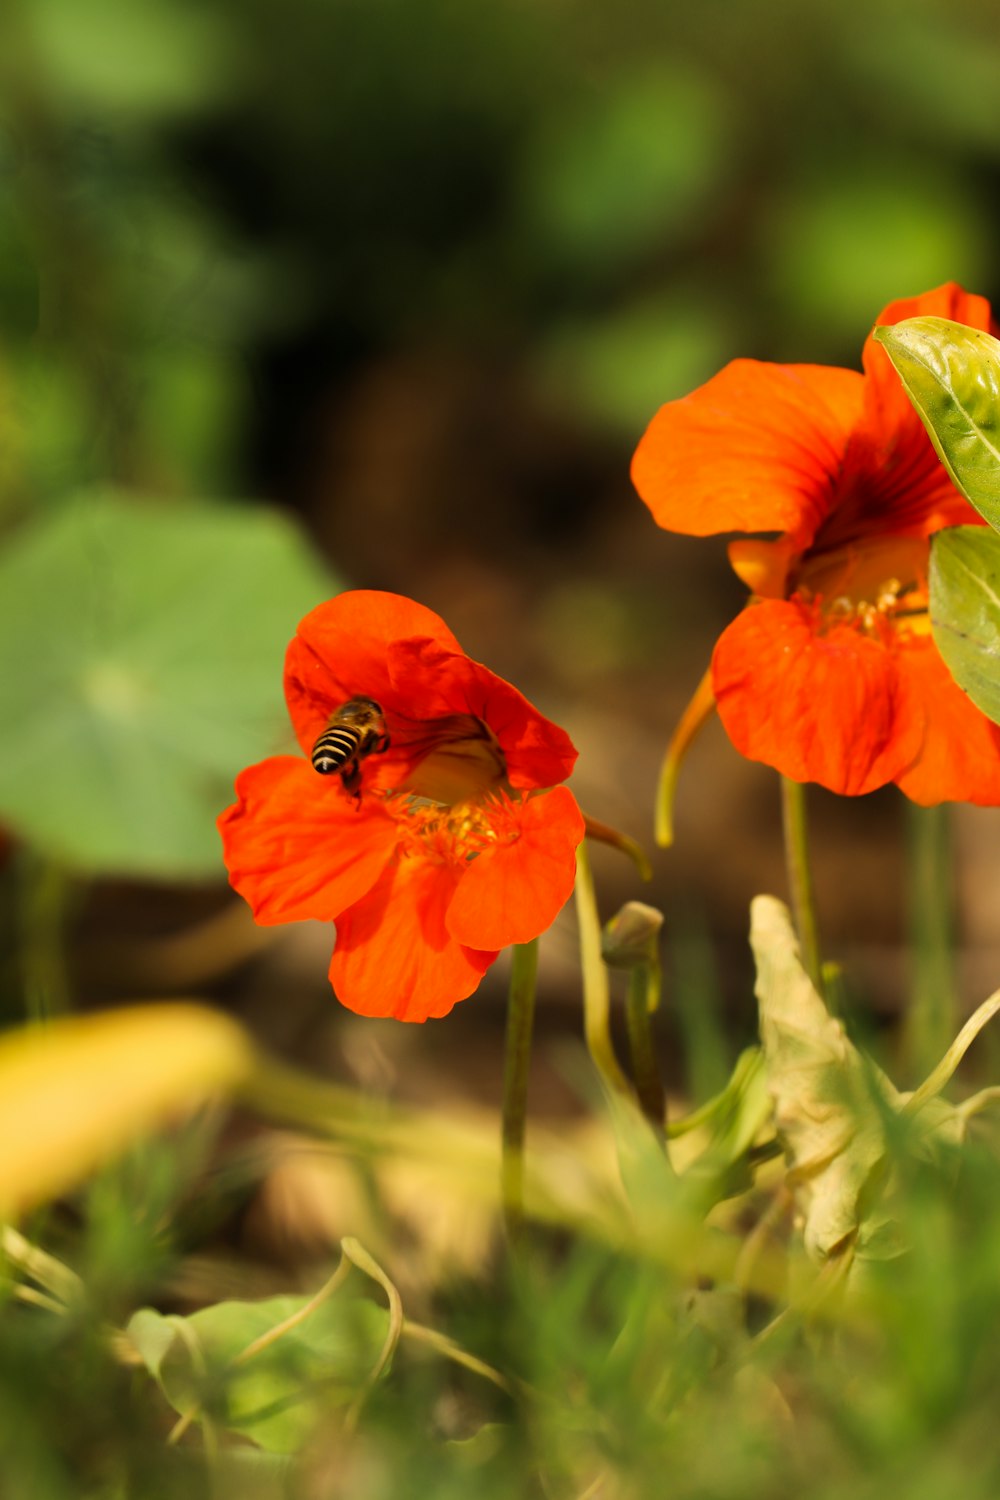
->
xmin=0 ymin=494 xmax=333 ymax=876
xmin=3 ymin=0 xmax=1000 ymax=1495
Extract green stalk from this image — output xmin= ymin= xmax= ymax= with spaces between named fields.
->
xmin=500 ymin=939 xmax=539 ymax=1244
xmin=624 ymin=966 xmax=666 ymax=1139
xmin=574 ymin=843 xmax=631 ymax=1097
xmin=17 ymin=852 xmax=73 ymax=1021
xmin=903 ymin=801 xmax=954 ymax=1080
xmin=780 ymin=776 xmax=822 ymax=994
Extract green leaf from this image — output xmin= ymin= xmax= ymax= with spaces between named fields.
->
xmin=873 ymin=316 xmax=1000 ymax=530
xmin=126 ymin=1294 xmax=390 ymax=1454
xmin=0 ymin=492 xmax=337 ymax=877
xmin=929 ymin=526 xmax=1000 ymax=725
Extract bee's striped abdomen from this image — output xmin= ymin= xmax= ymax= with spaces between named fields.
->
xmin=311 ymin=725 xmax=363 ymax=775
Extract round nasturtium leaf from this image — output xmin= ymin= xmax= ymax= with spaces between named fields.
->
xmin=873 ymin=316 xmax=1000 ymax=532
xmin=929 ymin=525 xmax=1000 ymax=727
xmin=0 ymin=492 xmax=338 ymax=877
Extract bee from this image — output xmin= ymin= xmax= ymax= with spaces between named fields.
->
xmin=311 ymin=697 xmax=390 ymax=798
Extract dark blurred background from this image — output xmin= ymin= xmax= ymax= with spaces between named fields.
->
xmin=4 ymin=0 xmax=1000 ymax=1110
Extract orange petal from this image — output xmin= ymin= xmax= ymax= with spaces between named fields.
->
xmin=893 ymin=638 xmax=1000 ymax=805
xmin=446 ymin=787 xmax=585 ymax=951
xmin=711 ymin=602 xmax=923 ymax=795
xmin=387 ymin=637 xmax=578 ymax=790
xmin=631 ymin=360 xmax=864 ymax=543
xmin=284 ymin=591 xmax=464 ymax=752
xmin=329 ymin=859 xmax=498 ymax=1022
xmin=217 ymin=756 xmax=397 ymax=924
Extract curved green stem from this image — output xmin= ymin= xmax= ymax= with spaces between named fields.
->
xmin=17 ymin=851 xmax=73 ymax=1021
xmin=904 ymin=801 xmax=954 ymax=1078
xmin=625 ymin=967 xmax=666 ymax=1139
xmin=501 ymin=939 xmax=539 ymax=1243
xmin=780 ymin=777 xmax=822 ymax=994
xmin=574 ymin=843 xmax=631 ymax=1097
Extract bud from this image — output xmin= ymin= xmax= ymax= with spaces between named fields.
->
xmin=601 ymin=901 xmax=664 ymax=971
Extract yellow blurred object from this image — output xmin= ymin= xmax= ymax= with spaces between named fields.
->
xmin=0 ymin=1003 xmax=255 ymax=1219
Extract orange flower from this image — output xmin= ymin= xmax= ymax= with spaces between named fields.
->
xmin=218 ymin=592 xmax=584 ymax=1021
xmin=632 ymin=283 xmax=1000 ymax=803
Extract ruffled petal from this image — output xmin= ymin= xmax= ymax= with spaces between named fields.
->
xmin=386 ymin=637 xmax=578 ymax=790
xmin=217 ymin=756 xmax=397 ymax=924
xmin=631 ymin=360 xmax=864 ymax=545
xmin=284 ymin=591 xmax=463 ymax=752
xmin=711 ymin=602 xmax=923 ymax=795
xmin=893 ymin=638 xmax=1000 ymax=805
xmin=446 ymin=787 xmax=585 ymax=950
xmin=329 ymin=858 xmax=498 ymax=1021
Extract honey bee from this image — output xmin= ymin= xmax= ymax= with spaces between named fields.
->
xmin=311 ymin=697 xmax=390 ymax=798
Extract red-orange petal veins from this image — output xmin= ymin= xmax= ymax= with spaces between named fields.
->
xmin=631 ymin=361 xmax=864 ymax=546
xmin=329 ymin=857 xmax=498 ymax=1022
xmin=217 ymin=757 xmax=397 ymax=924
xmin=711 ymin=601 xmax=924 ymax=796
xmin=446 ymin=787 xmax=585 ymax=951
xmin=284 ymin=590 xmax=464 ymax=754
xmin=387 ymin=636 xmax=578 ymax=789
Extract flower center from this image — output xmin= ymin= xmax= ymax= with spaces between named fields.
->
xmin=790 ymin=535 xmax=930 ymax=642
xmin=387 ymin=790 xmax=520 ymax=866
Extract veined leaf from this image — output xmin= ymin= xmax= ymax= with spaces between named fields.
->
xmin=930 ymin=526 xmax=1000 ymax=725
xmin=873 ymin=316 xmax=1000 ymax=530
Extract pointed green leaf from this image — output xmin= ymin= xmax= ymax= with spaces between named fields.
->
xmin=126 ymin=1294 xmax=390 ymax=1454
xmin=929 ymin=526 xmax=1000 ymax=725
xmin=0 ymin=492 xmax=337 ymax=877
xmin=873 ymin=316 xmax=1000 ymax=529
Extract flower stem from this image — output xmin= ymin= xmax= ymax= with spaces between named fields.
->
xmin=574 ymin=843 xmax=631 ymax=1097
xmin=780 ymin=776 xmax=822 ymax=994
xmin=655 ymin=665 xmax=716 ymax=848
xmin=624 ymin=967 xmax=666 ymax=1138
xmin=17 ymin=851 xmax=73 ymax=1021
xmin=903 ymin=801 xmax=954 ymax=1080
xmin=501 ymin=938 xmax=539 ymax=1244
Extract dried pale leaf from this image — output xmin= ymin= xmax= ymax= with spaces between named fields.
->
xmin=0 ymin=1003 xmax=254 ymax=1217
xmin=751 ymin=897 xmax=905 ymax=1260
xmin=751 ymin=898 xmax=967 ymax=1263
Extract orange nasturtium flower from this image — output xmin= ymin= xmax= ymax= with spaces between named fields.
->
xmin=632 ymin=282 xmax=1000 ymax=805
xmin=218 ymin=591 xmax=584 ymax=1021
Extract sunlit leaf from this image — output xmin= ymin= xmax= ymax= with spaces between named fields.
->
xmin=128 ymin=1294 xmax=390 ymax=1453
xmin=929 ymin=526 xmax=1000 ymax=725
xmin=873 ymin=316 xmax=1000 ymax=530
xmin=0 ymin=1003 xmax=254 ymax=1218
xmin=0 ymin=492 xmax=336 ymax=876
